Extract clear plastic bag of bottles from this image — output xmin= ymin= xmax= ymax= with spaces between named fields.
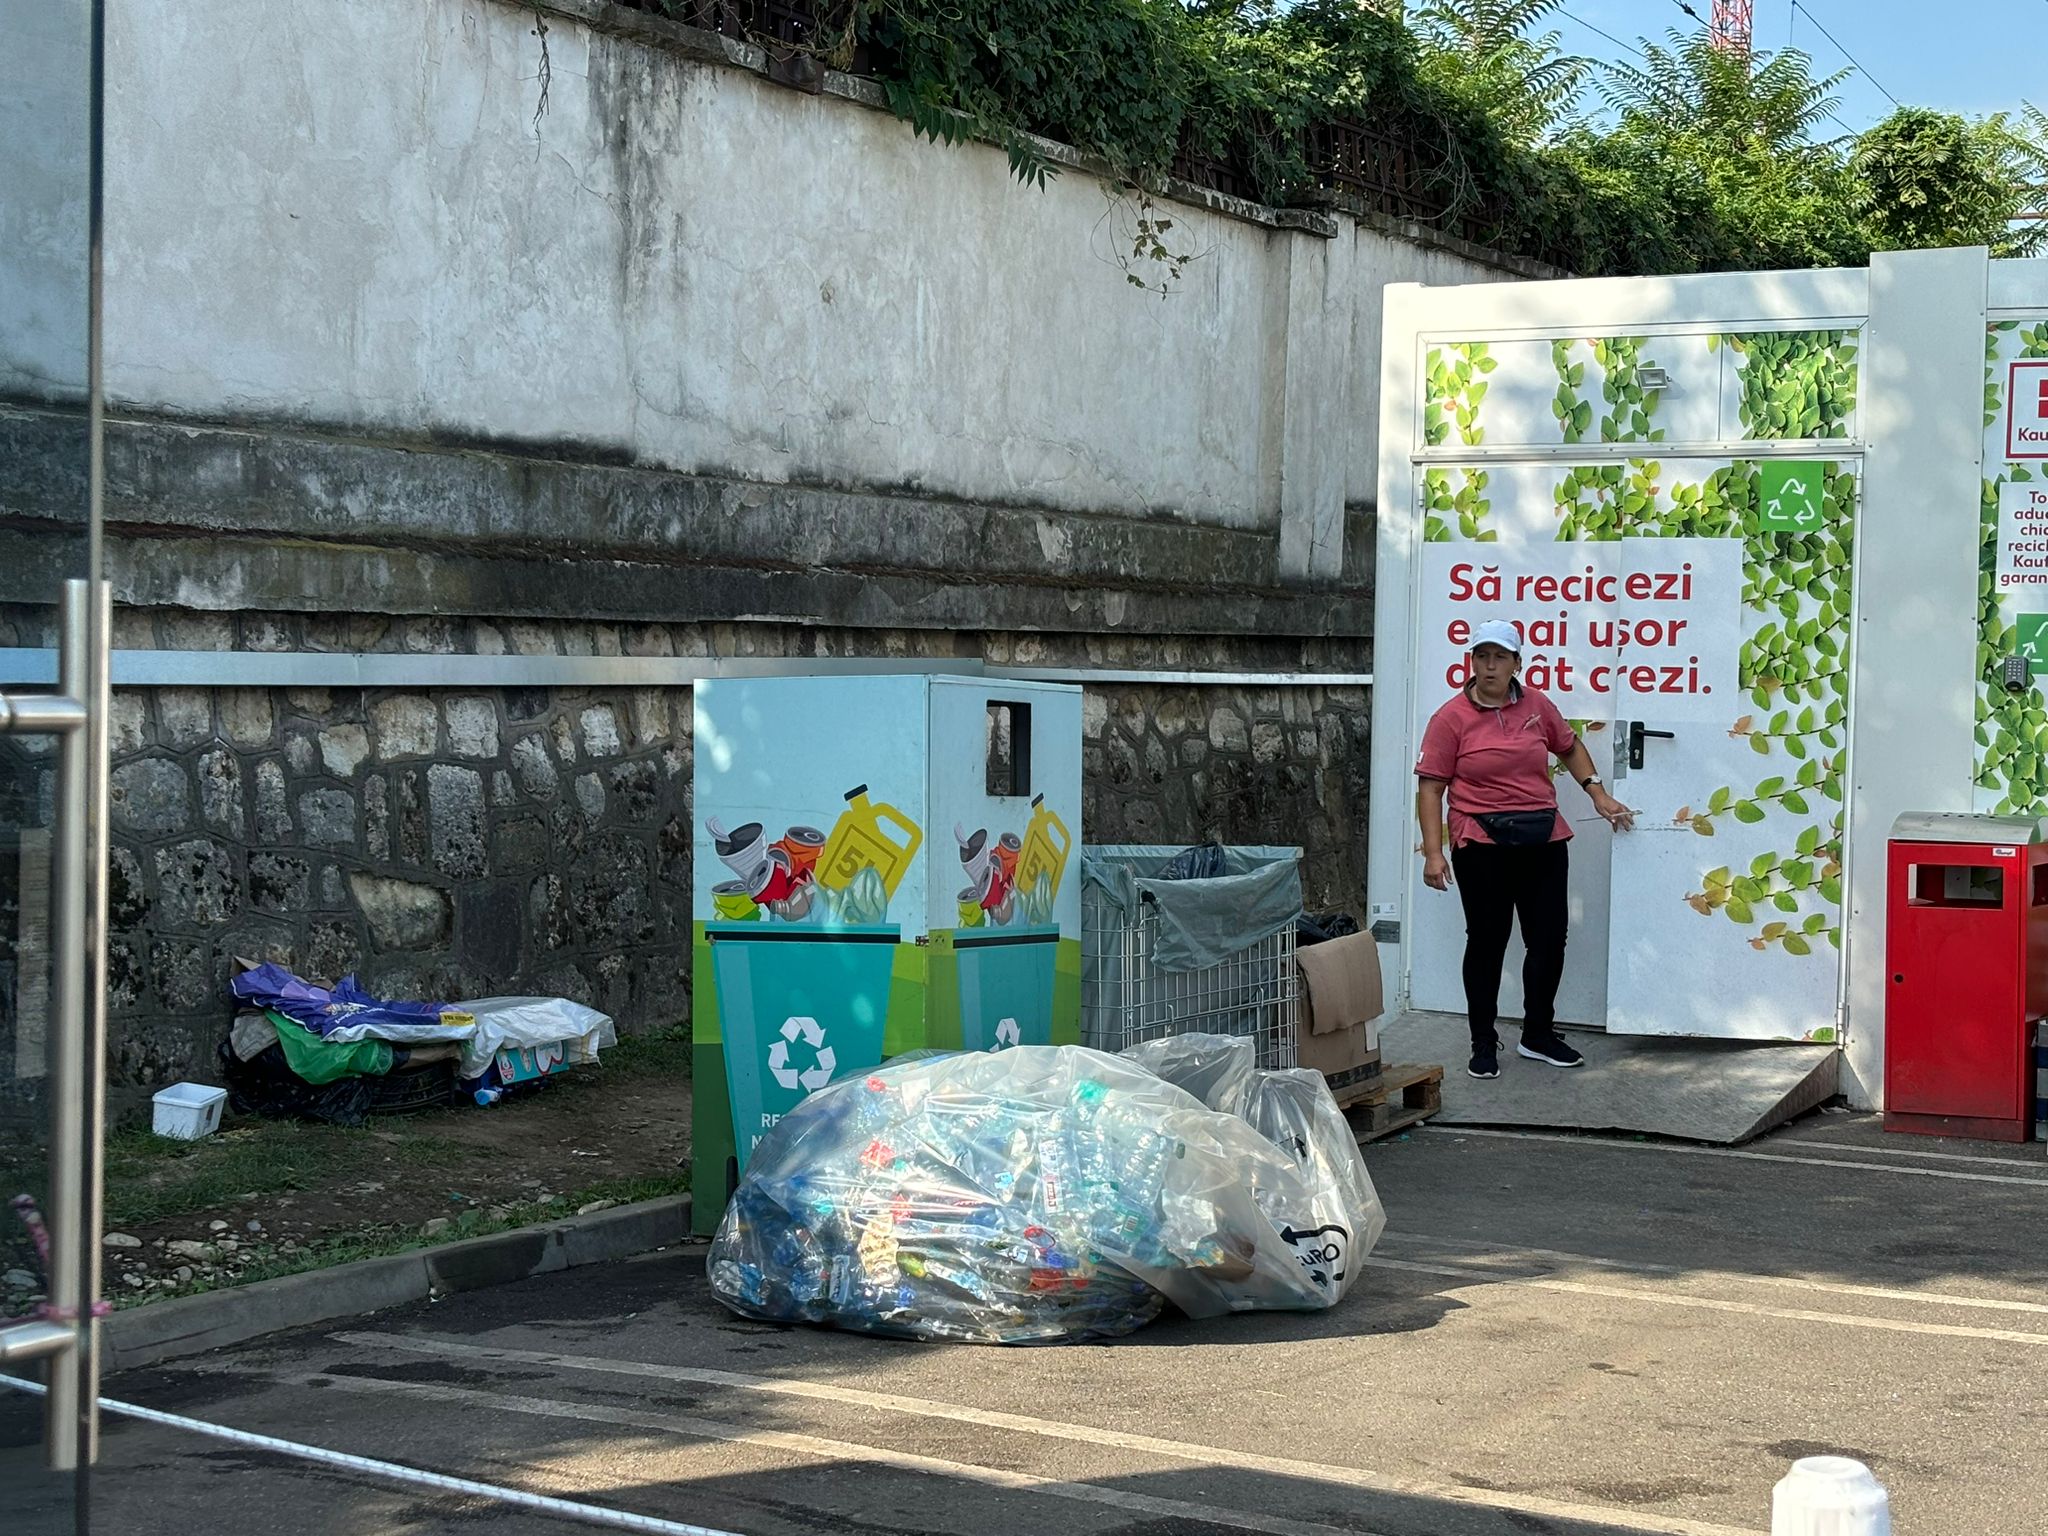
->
xmin=706 ymin=1038 xmax=1385 ymax=1343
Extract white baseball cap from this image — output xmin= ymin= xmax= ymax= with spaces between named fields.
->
xmin=1469 ymin=619 xmax=1523 ymax=655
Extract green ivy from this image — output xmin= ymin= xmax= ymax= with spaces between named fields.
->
xmin=1718 ymin=330 xmax=1859 ymax=440
xmin=1424 ymin=342 xmax=1496 ymax=448
xmin=1423 ymin=341 xmax=1497 ymax=543
xmin=1422 ymin=467 xmax=1494 ymax=543
xmin=1552 ymin=457 xmax=1743 ymax=542
xmin=1552 ymin=336 xmax=1664 ymax=446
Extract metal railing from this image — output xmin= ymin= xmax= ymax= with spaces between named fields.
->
xmin=0 ymin=578 xmax=112 ymax=1472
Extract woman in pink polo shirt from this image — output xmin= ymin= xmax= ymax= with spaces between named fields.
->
xmin=1416 ymin=619 xmax=1635 ymax=1079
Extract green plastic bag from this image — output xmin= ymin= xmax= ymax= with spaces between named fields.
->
xmin=265 ymin=1008 xmax=394 ymax=1085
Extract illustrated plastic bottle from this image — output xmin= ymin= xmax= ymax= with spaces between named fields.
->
xmin=1016 ymin=794 xmax=1072 ymax=904
xmin=815 ymin=785 xmax=925 ymax=903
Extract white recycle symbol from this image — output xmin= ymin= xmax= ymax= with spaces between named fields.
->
xmin=1765 ymin=475 xmax=1820 ymax=528
xmin=991 ymin=1017 xmax=1021 ymax=1051
xmin=767 ymin=1015 xmax=837 ymax=1092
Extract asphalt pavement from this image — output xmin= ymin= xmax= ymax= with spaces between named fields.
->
xmin=12 ymin=1111 xmax=2048 ymax=1536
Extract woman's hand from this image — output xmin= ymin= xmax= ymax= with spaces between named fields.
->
xmin=1423 ymin=852 xmax=1453 ymax=891
xmin=1590 ymin=787 xmax=1637 ymax=832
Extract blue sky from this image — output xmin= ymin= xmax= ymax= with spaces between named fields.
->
xmin=1552 ymin=0 xmax=2045 ymax=131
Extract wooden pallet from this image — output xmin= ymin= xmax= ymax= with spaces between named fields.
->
xmin=1342 ymin=1063 xmax=1443 ymax=1144
xmin=1324 ymin=1053 xmax=1384 ymax=1110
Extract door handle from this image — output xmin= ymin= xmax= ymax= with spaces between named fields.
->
xmin=1628 ymin=722 xmax=1676 ymax=770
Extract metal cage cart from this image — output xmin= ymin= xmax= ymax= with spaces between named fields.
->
xmin=1081 ymin=845 xmax=1304 ymax=1068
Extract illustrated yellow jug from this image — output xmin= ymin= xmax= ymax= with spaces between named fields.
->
xmin=1015 ymin=794 xmax=1071 ymax=905
xmin=816 ymin=784 xmax=924 ymax=901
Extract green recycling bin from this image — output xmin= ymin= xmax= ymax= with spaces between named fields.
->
xmin=954 ymin=927 xmax=1059 ymax=1053
xmin=708 ymin=925 xmax=900 ymax=1168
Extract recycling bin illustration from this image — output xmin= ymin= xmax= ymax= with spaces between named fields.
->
xmin=692 ymin=673 xmax=1084 ymax=1233
xmin=710 ymin=931 xmax=899 ymax=1160
xmin=951 ymin=929 xmax=1061 ymax=1053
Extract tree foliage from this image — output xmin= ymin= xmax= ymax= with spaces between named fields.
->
xmin=1853 ymin=108 xmax=2048 ymax=256
xmin=698 ymin=0 xmax=2048 ymax=279
xmin=1410 ymin=0 xmax=1587 ymax=146
xmin=1566 ymin=31 xmax=1869 ymax=273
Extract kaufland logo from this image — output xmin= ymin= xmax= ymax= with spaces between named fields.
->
xmin=2008 ymin=362 xmax=2048 ymax=459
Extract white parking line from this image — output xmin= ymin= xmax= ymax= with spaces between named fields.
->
xmin=1772 ymin=1136 xmax=2045 ymax=1168
xmin=1427 ymin=1126 xmax=2048 ymax=1188
xmin=310 ymin=1370 xmax=1395 ymax=1536
xmin=1377 ymin=1231 xmax=2048 ymax=1317
xmin=1361 ymin=1256 xmax=2048 ymax=1346
xmin=329 ymin=1331 xmax=1767 ymax=1536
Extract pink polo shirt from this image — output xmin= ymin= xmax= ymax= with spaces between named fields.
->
xmin=1415 ymin=683 xmax=1578 ymax=847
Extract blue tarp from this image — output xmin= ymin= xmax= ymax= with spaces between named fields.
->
xmin=229 ymin=964 xmax=469 ymax=1044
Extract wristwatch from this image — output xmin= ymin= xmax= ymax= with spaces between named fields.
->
xmin=1579 ymin=774 xmax=1602 ymax=791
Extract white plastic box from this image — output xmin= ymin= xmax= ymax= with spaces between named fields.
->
xmin=152 ymin=1082 xmax=226 ymax=1140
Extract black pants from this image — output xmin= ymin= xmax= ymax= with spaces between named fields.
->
xmin=1450 ymin=839 xmax=1569 ymax=1051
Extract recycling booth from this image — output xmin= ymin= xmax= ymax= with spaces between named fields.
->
xmin=691 ymin=673 xmax=1084 ymax=1234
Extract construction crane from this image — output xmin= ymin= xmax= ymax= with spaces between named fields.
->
xmin=1710 ymin=0 xmax=1754 ymax=57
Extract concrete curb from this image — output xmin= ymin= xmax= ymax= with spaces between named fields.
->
xmin=104 ymin=1195 xmax=693 ymax=1373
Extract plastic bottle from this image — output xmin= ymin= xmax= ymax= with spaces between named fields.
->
xmin=1016 ymin=794 xmax=1072 ymax=902
xmin=816 ymin=785 xmax=924 ymax=901
xmin=472 ymin=1086 xmax=502 ymax=1108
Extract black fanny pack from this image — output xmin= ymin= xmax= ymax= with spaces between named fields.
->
xmin=1473 ymin=810 xmax=1556 ymax=847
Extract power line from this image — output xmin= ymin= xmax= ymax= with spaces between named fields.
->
xmin=1789 ymin=0 xmax=1900 ymax=107
xmin=1557 ymin=5 xmax=1649 ymax=62
xmin=1564 ymin=2 xmax=1872 ymax=138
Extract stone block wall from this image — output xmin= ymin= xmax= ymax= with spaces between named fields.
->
xmin=0 ymin=607 xmax=1370 ymax=1105
xmin=1080 ymin=682 xmax=1370 ymax=917
xmin=86 ymin=680 xmax=694 ymax=1092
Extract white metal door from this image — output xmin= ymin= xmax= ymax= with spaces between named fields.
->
xmin=1605 ymin=501 xmax=1850 ymax=1041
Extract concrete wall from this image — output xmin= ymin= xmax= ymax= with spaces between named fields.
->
xmin=98 ymin=0 xmax=1272 ymax=529
xmin=3 ymin=0 xmax=1514 ymax=550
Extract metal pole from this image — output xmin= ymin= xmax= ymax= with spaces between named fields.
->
xmin=76 ymin=579 xmax=109 ymax=1471
xmin=41 ymin=582 xmax=91 ymax=1472
xmin=76 ymin=0 xmax=110 ymax=1487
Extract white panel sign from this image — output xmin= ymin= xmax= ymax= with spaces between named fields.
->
xmin=1417 ymin=541 xmax=1741 ymax=725
xmin=1997 ymin=479 xmax=2048 ymax=597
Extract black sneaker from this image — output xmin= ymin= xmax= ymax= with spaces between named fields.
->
xmin=1518 ymin=1033 xmax=1585 ymax=1069
xmin=1468 ymin=1044 xmax=1500 ymax=1079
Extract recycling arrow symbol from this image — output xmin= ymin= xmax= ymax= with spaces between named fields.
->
xmin=1766 ymin=476 xmax=1819 ymax=528
xmin=992 ymin=1017 xmax=1021 ymax=1051
xmin=767 ymin=1015 xmax=837 ymax=1092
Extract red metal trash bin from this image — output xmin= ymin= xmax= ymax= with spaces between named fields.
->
xmin=1885 ymin=813 xmax=2045 ymax=1143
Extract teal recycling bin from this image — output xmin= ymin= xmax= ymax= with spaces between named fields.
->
xmin=954 ymin=928 xmax=1060 ymax=1052
xmin=708 ymin=925 xmax=900 ymax=1167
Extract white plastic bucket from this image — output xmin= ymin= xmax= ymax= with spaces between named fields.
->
xmin=1771 ymin=1456 xmax=1890 ymax=1536
xmin=151 ymin=1082 xmax=227 ymax=1141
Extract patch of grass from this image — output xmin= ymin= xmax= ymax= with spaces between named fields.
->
xmin=581 ymin=1026 xmax=693 ymax=1082
xmin=122 ymin=1169 xmax=693 ymax=1308
xmin=101 ymin=1026 xmax=689 ymax=1230
xmin=104 ymin=1120 xmax=468 ymax=1228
